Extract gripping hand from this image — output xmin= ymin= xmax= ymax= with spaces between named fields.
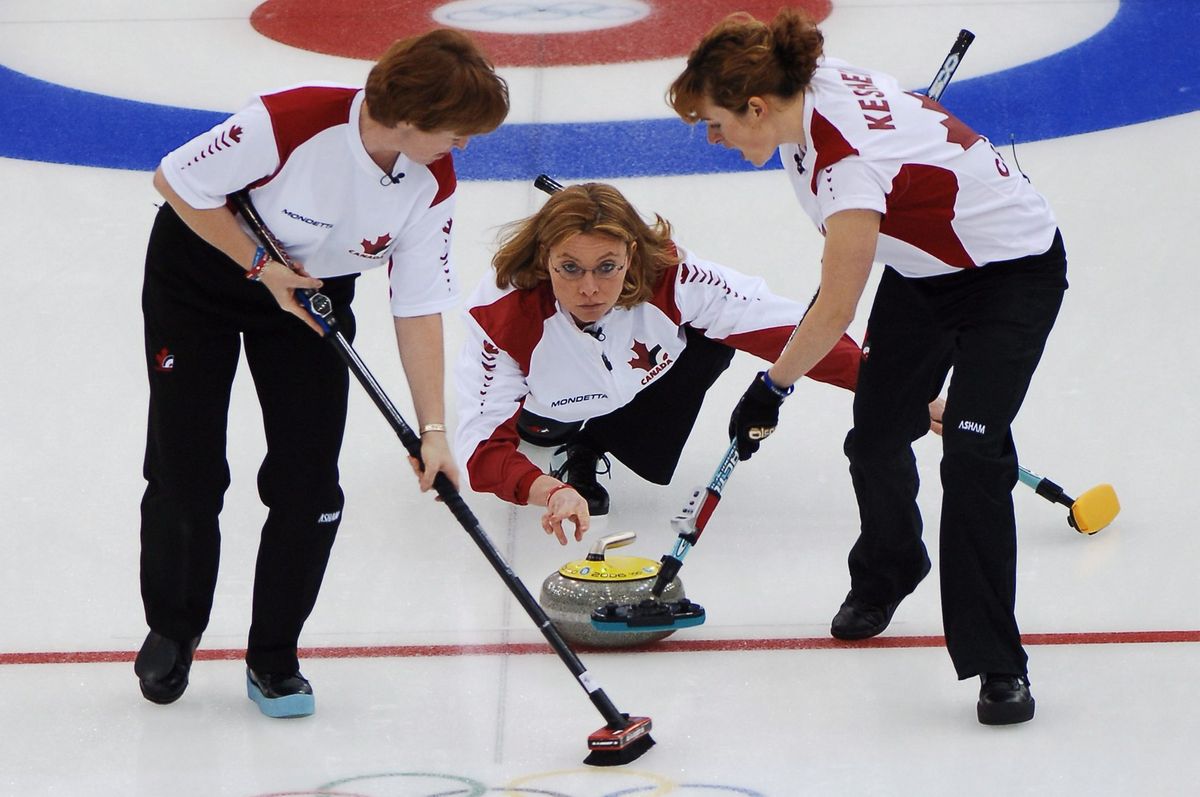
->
xmin=728 ymin=371 xmax=792 ymax=460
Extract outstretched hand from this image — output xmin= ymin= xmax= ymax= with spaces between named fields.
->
xmin=531 ymin=476 xmax=588 ymax=545
xmin=542 ymin=485 xmax=588 ymax=546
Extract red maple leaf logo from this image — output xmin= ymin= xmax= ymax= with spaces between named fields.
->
xmin=628 ymin=340 xmax=662 ymax=372
xmin=361 ymin=234 xmax=392 ymax=255
xmin=911 ymin=93 xmax=981 ymax=151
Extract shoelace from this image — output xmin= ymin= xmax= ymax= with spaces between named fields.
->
xmin=552 ymin=447 xmax=611 ymax=481
xmin=590 ymin=452 xmax=612 ymax=478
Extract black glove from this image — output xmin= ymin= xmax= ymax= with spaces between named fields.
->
xmin=729 ymin=372 xmax=791 ymax=460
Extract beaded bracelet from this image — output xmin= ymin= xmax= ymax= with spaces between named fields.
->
xmin=245 ymin=246 xmax=271 ymax=281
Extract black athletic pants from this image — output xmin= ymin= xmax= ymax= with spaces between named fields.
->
xmin=844 ymin=232 xmax=1067 ymax=679
xmin=139 ymin=204 xmax=357 ymax=673
xmin=523 ymin=326 xmax=735 ymax=484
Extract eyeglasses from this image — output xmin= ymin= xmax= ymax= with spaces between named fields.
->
xmin=550 ymin=261 xmax=627 ymax=281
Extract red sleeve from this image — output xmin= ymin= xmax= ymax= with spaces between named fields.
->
xmin=804 ymin=333 xmax=861 ymax=391
xmin=460 ymin=288 xmax=557 ymax=505
xmin=464 ymin=406 xmax=544 ymax=505
xmin=720 ymin=327 xmax=861 ymax=391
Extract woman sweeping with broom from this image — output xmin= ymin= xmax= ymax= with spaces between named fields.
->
xmin=668 ymin=8 xmax=1068 ymax=725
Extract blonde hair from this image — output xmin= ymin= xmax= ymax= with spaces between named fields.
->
xmin=492 ymin=183 xmax=680 ymax=309
xmin=668 ymin=7 xmax=823 ymax=123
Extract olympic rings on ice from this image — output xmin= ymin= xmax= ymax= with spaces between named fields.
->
xmin=255 ymin=768 xmax=768 ymax=796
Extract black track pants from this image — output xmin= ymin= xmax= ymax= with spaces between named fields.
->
xmin=139 ymin=204 xmax=357 ymax=673
xmin=844 ymin=232 xmax=1067 ymax=679
xmin=520 ymin=326 xmax=735 ymax=484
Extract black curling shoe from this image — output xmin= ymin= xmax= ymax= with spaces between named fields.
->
xmin=246 ymin=667 xmax=315 ymax=718
xmin=977 ymin=673 xmax=1036 ymax=725
xmin=135 ymin=632 xmax=201 ymax=705
xmin=549 ymin=442 xmax=611 ymax=516
xmin=830 ymin=592 xmax=900 ymax=640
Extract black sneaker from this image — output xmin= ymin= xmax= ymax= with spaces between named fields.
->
xmin=977 ymin=673 xmax=1036 ymax=725
xmin=134 ymin=632 xmax=201 ymax=705
xmin=246 ymin=667 xmax=315 ymax=718
xmin=830 ymin=592 xmax=900 ymax=640
xmin=549 ymin=441 xmax=611 ymax=516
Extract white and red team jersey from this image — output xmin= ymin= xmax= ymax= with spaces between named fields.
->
xmin=455 ymin=245 xmax=863 ymax=505
xmin=159 ymin=84 xmax=459 ymax=318
xmin=783 ymin=58 xmax=1058 ymax=277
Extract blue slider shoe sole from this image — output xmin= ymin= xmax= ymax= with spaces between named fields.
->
xmin=246 ymin=667 xmax=315 ymax=718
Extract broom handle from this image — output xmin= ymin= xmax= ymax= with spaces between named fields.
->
xmin=651 ymin=440 xmax=739 ymax=596
xmin=1018 ymin=466 xmax=1076 ymax=508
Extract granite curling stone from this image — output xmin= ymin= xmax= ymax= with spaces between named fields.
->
xmin=540 ymin=531 xmax=685 ymax=648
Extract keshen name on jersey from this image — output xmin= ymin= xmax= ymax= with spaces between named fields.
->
xmin=838 ymin=71 xmax=896 ymax=130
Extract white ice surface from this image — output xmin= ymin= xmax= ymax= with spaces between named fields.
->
xmin=1 ymin=2 xmax=1197 ymax=795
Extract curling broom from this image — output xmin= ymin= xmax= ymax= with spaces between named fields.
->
xmin=230 ymin=189 xmax=654 ymax=766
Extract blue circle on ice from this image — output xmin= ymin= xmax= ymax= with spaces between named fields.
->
xmin=0 ymin=0 xmax=1194 ymax=178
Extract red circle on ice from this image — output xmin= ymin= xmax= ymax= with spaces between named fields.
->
xmin=251 ymin=0 xmax=832 ymax=67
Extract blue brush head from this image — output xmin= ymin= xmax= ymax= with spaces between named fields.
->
xmin=590 ymin=598 xmax=706 ymax=633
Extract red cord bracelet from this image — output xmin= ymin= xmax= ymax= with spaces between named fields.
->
xmin=546 ymin=483 xmax=573 ymax=504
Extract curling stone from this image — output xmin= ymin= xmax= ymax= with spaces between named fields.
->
xmin=540 ymin=531 xmax=685 ymax=648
